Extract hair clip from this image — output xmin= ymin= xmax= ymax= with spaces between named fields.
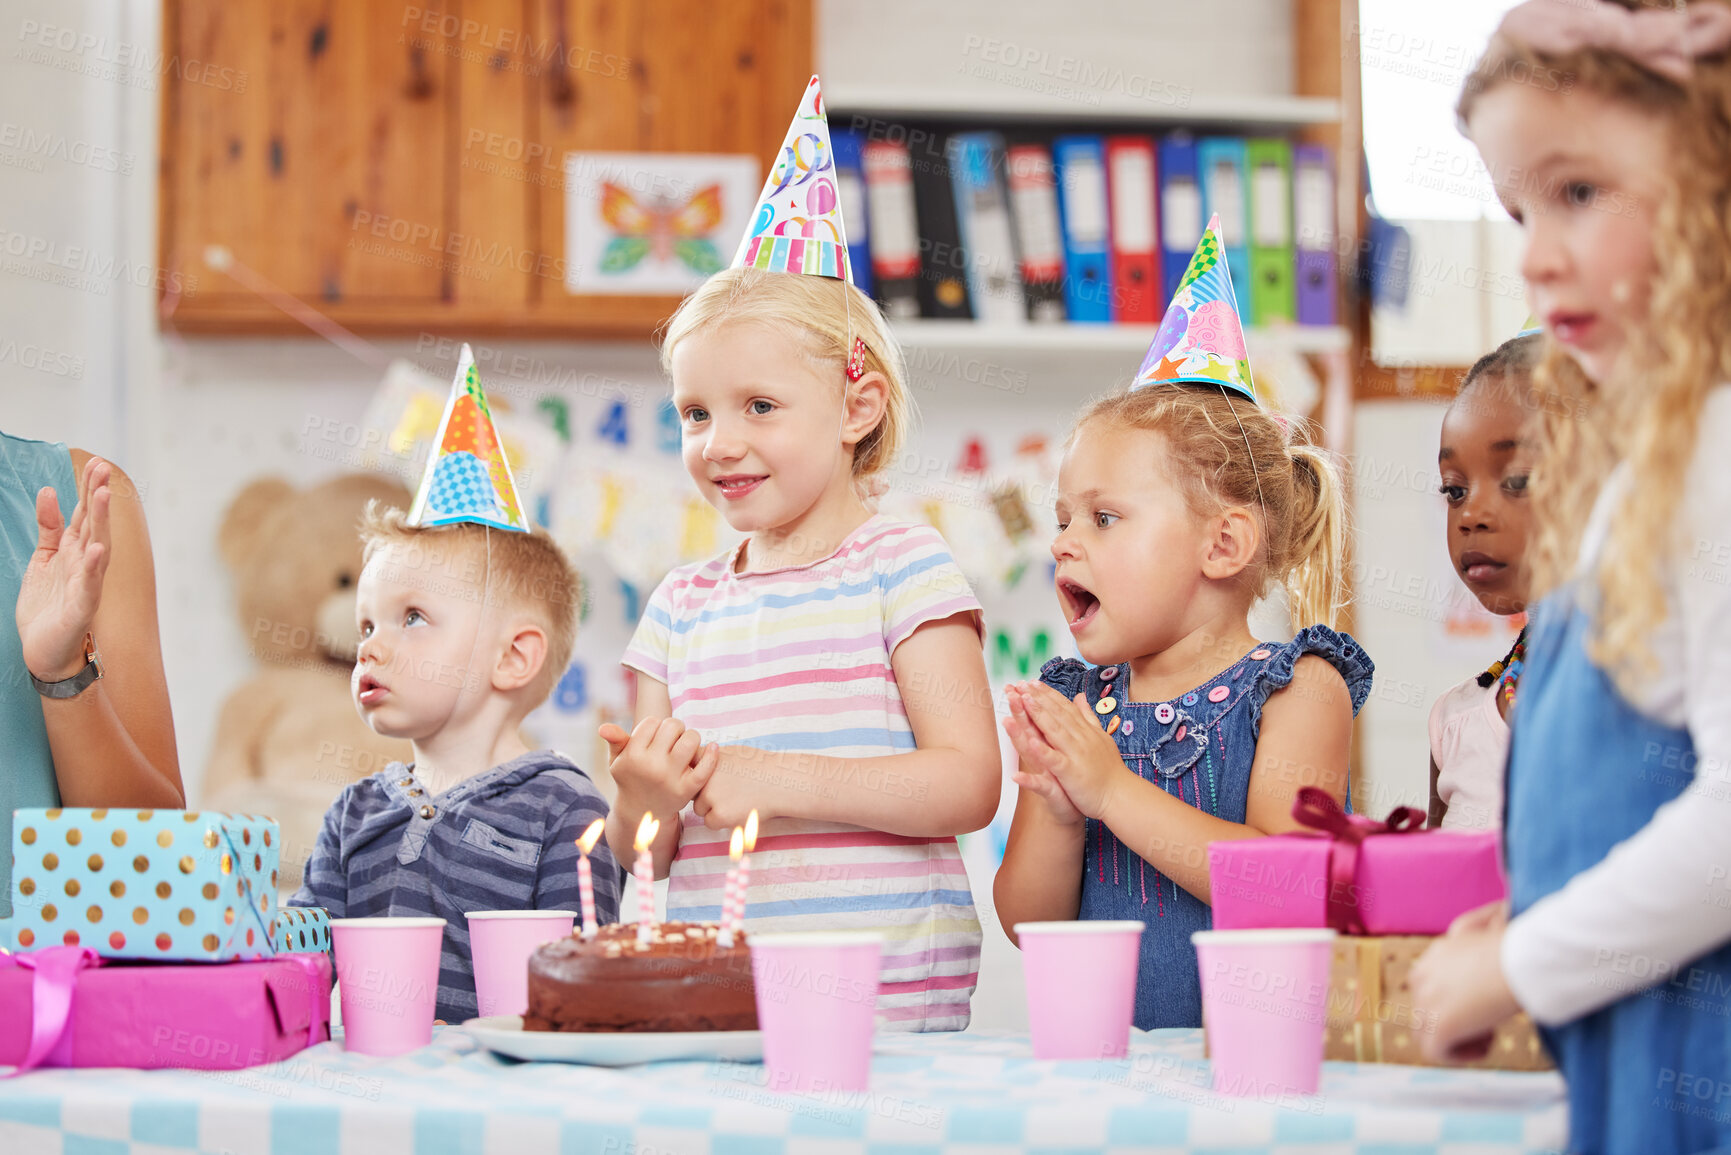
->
xmin=846 ymin=337 xmax=868 ymax=382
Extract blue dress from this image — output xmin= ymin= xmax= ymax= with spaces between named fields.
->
xmin=1507 ymin=593 xmax=1731 ymax=1155
xmin=1038 ymin=626 xmax=1374 ymax=1029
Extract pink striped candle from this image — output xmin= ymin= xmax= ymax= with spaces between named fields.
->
xmin=716 ymin=826 xmax=746 ymax=948
xmin=727 ymin=810 xmax=760 ymax=940
xmin=633 ymin=812 xmax=659 ymax=946
xmin=576 ymin=818 xmax=605 ymax=938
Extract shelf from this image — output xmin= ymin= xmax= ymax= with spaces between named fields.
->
xmin=890 ymin=320 xmax=1350 ymax=356
xmin=827 ymin=86 xmax=1342 ymax=129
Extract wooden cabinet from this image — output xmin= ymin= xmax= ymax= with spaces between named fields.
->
xmin=158 ymin=0 xmax=812 ymax=337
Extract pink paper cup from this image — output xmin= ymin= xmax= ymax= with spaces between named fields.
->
xmin=750 ymin=931 xmax=882 ymax=1093
xmin=330 ymin=917 xmax=447 ymax=1056
xmin=1014 ymin=920 xmax=1145 ymax=1060
xmin=466 ymin=910 xmax=576 ymax=1018
xmin=1192 ymin=928 xmax=1336 ymax=1098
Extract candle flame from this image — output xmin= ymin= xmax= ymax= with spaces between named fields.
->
xmin=634 ymin=812 xmax=659 ymax=851
xmin=728 ymin=826 xmax=744 ymax=861
xmin=744 ymin=809 xmax=759 ymax=853
xmin=577 ymin=818 xmax=605 ymax=855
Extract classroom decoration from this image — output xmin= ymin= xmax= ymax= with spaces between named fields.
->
xmin=271 ymin=907 xmax=331 ymax=955
xmin=1325 ymin=936 xmax=1552 ymax=1071
xmin=0 ymin=946 xmax=331 ymax=1073
xmin=9 ymin=809 xmax=280 ymax=962
xmin=406 ymin=343 xmax=528 ymax=532
xmin=1132 ymin=214 xmax=1257 ymax=403
xmin=732 ymin=75 xmax=852 ymax=282
xmin=1206 ymin=788 xmax=1507 ymax=935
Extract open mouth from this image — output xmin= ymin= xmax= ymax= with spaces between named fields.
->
xmin=355 ymin=672 xmax=388 ymax=706
xmin=1057 ymin=576 xmax=1102 ymax=630
xmin=711 ymin=474 xmax=767 ymax=501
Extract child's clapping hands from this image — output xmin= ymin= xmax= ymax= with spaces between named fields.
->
xmin=1003 ymin=681 xmax=1130 ymax=824
xmin=600 ymin=717 xmax=720 ymax=817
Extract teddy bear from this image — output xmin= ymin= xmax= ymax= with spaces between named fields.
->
xmin=200 ymin=473 xmax=413 ymax=891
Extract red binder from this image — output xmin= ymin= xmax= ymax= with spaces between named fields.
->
xmin=1105 ymin=136 xmax=1159 ymax=323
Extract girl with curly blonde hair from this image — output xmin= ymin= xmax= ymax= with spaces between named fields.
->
xmin=1409 ymin=2 xmax=1731 ymax=1148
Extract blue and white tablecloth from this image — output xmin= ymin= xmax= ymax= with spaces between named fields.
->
xmin=0 ymin=1027 xmax=1566 ymax=1154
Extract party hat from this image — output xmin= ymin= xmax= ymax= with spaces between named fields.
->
xmin=731 ymin=75 xmax=852 ymax=282
xmin=406 ymin=344 xmax=528 ymax=532
xmin=1515 ymin=314 xmax=1542 ymax=338
xmin=1130 ymin=214 xmax=1255 ymax=403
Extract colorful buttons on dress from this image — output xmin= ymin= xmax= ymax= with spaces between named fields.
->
xmin=1175 ymin=724 xmax=1187 ymax=742
xmin=1154 ymin=703 xmax=1176 ymax=724
xmin=1096 ymin=698 xmax=1117 ymax=714
xmin=1101 ymin=683 xmax=1114 ymax=700
xmin=1121 ymin=720 xmax=1133 ymax=735
xmin=1106 ymin=715 xmax=1121 ymax=736
xmin=1183 ymin=692 xmax=1198 ymax=706
xmin=1100 ymin=667 xmax=1119 ymax=681
xmin=1251 ymin=649 xmax=1273 ymax=661
xmin=1208 ymin=685 xmax=1231 ymax=703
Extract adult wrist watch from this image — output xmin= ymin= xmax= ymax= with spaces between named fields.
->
xmin=29 ymin=634 xmax=104 ymax=699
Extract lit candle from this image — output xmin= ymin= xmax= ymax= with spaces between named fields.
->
xmin=634 ymin=812 xmax=659 ymax=946
xmin=728 ymin=810 xmax=759 ymax=941
xmin=716 ymin=826 xmax=746 ymax=948
xmin=576 ymin=818 xmax=605 ymax=939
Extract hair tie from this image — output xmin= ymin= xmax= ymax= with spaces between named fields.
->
xmin=1497 ymin=0 xmax=1731 ymax=83
xmin=846 ymin=337 xmax=868 ymax=382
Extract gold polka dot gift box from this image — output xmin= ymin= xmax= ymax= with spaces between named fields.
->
xmin=1324 ymin=936 xmax=1553 ymax=1072
xmin=10 ymin=809 xmax=280 ymax=961
xmin=271 ymin=906 xmax=331 ymax=955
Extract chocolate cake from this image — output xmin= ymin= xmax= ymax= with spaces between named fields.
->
xmin=523 ymin=921 xmax=758 ymax=1032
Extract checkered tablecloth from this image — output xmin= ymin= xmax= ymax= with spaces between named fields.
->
xmin=0 ymin=1027 xmax=1566 ymax=1154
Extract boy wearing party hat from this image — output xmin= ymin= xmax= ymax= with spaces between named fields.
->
xmin=992 ymin=216 xmax=1373 ymax=1031
xmin=288 ymin=345 xmax=620 ymax=1024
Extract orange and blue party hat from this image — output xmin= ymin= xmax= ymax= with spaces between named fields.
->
xmin=1131 ymin=214 xmax=1256 ymax=403
xmin=731 ymin=75 xmax=852 ymax=282
xmin=406 ymin=344 xmax=528 ymax=532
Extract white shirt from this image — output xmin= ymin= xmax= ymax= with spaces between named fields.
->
xmin=1429 ymin=674 xmax=1509 ymax=831
xmin=1502 ymin=384 xmax=1731 ymax=1025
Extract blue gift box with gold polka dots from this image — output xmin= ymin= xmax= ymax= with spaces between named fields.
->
xmin=271 ymin=906 xmax=331 ymax=955
xmin=10 ymin=808 xmax=280 ymax=961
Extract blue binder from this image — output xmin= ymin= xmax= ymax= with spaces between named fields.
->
xmin=1198 ymin=137 xmax=1252 ymax=324
xmin=1053 ymin=135 xmax=1112 ymax=323
xmin=1158 ymin=134 xmax=1202 ymax=306
xmin=831 ymin=128 xmax=873 ymax=298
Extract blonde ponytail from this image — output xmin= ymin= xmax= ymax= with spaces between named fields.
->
xmin=1282 ymin=442 xmax=1350 ymax=629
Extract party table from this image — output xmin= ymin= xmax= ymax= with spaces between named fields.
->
xmin=0 ymin=1027 xmax=1566 ymax=1154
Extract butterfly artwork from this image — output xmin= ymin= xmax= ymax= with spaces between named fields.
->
xmin=597 ymin=182 xmax=726 ymax=277
xmin=566 ymin=152 xmax=760 ymax=294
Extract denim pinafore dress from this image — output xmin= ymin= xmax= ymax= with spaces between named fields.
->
xmin=1038 ymin=625 xmax=1374 ymax=1029
xmin=1507 ymin=593 xmax=1731 ymax=1155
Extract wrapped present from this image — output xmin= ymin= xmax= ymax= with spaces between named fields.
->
xmin=1208 ymin=788 xmax=1506 ymax=935
xmin=273 ymin=907 xmax=331 ymax=954
xmin=10 ymin=809 xmax=279 ymax=961
xmin=0 ymin=945 xmax=331 ymax=1072
xmin=1325 ymin=935 xmax=1552 ymax=1071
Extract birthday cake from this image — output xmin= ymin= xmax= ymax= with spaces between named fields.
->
xmin=522 ymin=921 xmax=758 ymax=1033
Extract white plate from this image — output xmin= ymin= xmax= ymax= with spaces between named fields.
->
xmin=463 ymin=1015 xmax=763 ymax=1066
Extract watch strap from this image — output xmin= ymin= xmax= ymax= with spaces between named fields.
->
xmin=29 ymin=636 xmax=103 ymax=700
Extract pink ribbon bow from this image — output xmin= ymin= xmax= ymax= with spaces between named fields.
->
xmin=1290 ymin=786 xmax=1424 ymax=935
xmin=1498 ymin=0 xmax=1731 ymax=84
xmin=1 ymin=945 xmax=102 ymax=1075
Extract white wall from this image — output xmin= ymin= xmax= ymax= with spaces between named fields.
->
xmin=1 ymin=0 xmax=1499 ymax=1032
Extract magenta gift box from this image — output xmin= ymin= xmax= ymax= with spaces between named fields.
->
xmin=1208 ymin=829 xmax=1507 ymax=935
xmin=0 ymin=948 xmax=331 ymax=1072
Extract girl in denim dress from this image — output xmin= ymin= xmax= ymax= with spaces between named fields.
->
xmin=993 ymin=383 xmax=1374 ymax=1030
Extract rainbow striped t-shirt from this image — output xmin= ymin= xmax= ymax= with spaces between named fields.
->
xmin=622 ymin=515 xmax=986 ymax=1032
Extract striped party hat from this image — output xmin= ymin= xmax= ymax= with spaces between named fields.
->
xmin=1131 ymin=214 xmax=1256 ymax=403
xmin=406 ymin=343 xmax=528 ymax=532
xmin=731 ymin=75 xmax=852 ymax=282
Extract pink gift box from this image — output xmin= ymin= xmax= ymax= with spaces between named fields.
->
xmin=0 ymin=946 xmax=331 ymax=1073
xmin=1208 ymin=790 xmax=1507 ymax=935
